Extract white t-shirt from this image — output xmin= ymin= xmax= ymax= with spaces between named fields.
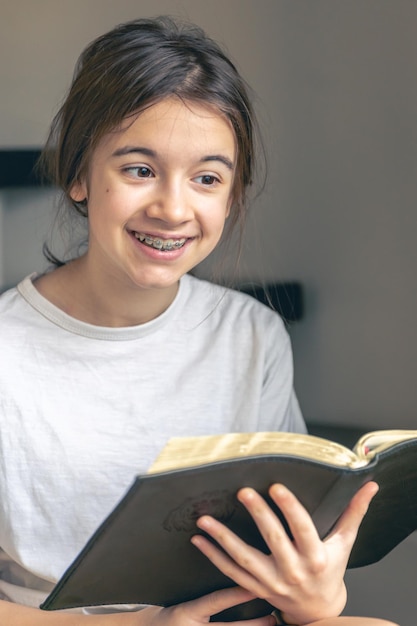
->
xmin=0 ymin=273 xmax=305 ymax=609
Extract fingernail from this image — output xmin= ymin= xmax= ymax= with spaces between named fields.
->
xmin=190 ymin=535 xmax=201 ymax=547
xmin=237 ymin=487 xmax=255 ymax=501
xmin=196 ymin=515 xmax=212 ymax=530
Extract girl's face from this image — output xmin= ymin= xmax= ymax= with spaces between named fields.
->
xmin=71 ymin=97 xmax=236 ymax=295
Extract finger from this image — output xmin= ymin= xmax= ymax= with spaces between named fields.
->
xmin=239 ymin=485 xmax=323 ymax=561
xmin=327 ymin=481 xmax=379 ymax=546
xmin=264 ymin=484 xmax=323 ymax=557
xmin=191 ymin=525 xmax=266 ymax=594
xmin=236 ymin=487 xmax=298 ymax=562
xmin=192 ymin=586 xmax=254 ymax=617
xmin=184 ymin=585 xmax=269 ymax=622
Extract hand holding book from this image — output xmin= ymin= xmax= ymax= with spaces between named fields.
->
xmin=191 ymin=481 xmax=379 ymax=624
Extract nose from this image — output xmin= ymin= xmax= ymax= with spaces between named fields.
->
xmin=146 ymin=179 xmax=193 ymax=225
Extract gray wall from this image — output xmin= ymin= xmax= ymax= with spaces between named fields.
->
xmin=1 ymin=0 xmax=416 ymax=430
xmin=0 ymin=2 xmax=416 ymax=623
xmin=1 ymin=0 xmax=417 ymax=429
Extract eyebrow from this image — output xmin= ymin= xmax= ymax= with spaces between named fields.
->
xmin=112 ymin=146 xmax=235 ymax=171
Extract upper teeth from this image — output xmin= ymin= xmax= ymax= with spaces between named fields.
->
xmin=135 ymin=232 xmax=187 ymax=251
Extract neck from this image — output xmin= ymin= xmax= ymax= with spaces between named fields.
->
xmin=34 ymin=258 xmax=180 ymax=327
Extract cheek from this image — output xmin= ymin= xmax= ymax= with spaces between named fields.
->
xmin=88 ymin=187 xmax=124 ymax=219
xmin=206 ymin=211 xmax=228 ymax=244
xmin=200 ymin=205 xmax=227 ymax=235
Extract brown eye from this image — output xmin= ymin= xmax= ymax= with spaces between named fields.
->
xmin=137 ymin=167 xmax=153 ymax=177
xmin=195 ymin=175 xmax=218 ymax=185
xmin=124 ymin=166 xmax=154 ymax=178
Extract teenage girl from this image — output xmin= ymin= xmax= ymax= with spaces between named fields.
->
xmin=0 ymin=16 xmax=397 ymax=626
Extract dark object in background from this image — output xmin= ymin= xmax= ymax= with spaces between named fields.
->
xmin=0 ymin=149 xmax=43 ymax=187
xmin=239 ymin=281 xmax=303 ymax=323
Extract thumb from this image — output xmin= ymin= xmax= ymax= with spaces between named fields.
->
xmin=328 ymin=481 xmax=379 ymax=547
xmin=188 ymin=586 xmax=256 ymax=619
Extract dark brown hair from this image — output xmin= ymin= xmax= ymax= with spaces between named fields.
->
xmin=40 ymin=16 xmax=261 ymax=265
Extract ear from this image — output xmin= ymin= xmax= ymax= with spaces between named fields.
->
xmin=69 ymin=179 xmax=88 ymax=203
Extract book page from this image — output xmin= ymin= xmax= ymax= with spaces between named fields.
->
xmin=148 ymin=431 xmax=368 ymax=474
xmin=354 ymin=429 xmax=417 ymax=461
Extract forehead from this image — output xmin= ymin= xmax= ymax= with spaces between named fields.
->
xmin=95 ymin=97 xmax=237 ymax=163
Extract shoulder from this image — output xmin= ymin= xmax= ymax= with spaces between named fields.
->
xmin=181 ymin=274 xmax=288 ymax=337
xmin=0 ymin=281 xmax=34 ymax=362
xmin=183 ymin=273 xmax=274 ymax=310
xmin=0 ymin=281 xmax=24 ymax=317
xmin=0 ymin=275 xmax=46 ymax=335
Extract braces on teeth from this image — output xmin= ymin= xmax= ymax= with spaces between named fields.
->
xmin=135 ymin=233 xmax=187 ymax=251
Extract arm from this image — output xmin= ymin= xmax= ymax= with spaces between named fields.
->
xmin=0 ymin=588 xmax=276 ymax=626
xmin=191 ymin=482 xmax=379 ymax=626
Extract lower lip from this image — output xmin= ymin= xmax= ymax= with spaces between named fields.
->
xmin=129 ymin=232 xmax=193 ymax=260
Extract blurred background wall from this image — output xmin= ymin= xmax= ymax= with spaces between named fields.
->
xmin=0 ymin=1 xmax=416 ymax=623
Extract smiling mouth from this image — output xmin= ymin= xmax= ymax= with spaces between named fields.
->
xmin=133 ymin=232 xmax=188 ymax=251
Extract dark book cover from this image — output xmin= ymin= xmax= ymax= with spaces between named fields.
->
xmin=40 ymin=437 xmax=417 ymax=615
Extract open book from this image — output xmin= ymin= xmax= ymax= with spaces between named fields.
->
xmin=148 ymin=428 xmax=417 ymax=472
xmin=41 ymin=429 xmax=417 ymax=616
